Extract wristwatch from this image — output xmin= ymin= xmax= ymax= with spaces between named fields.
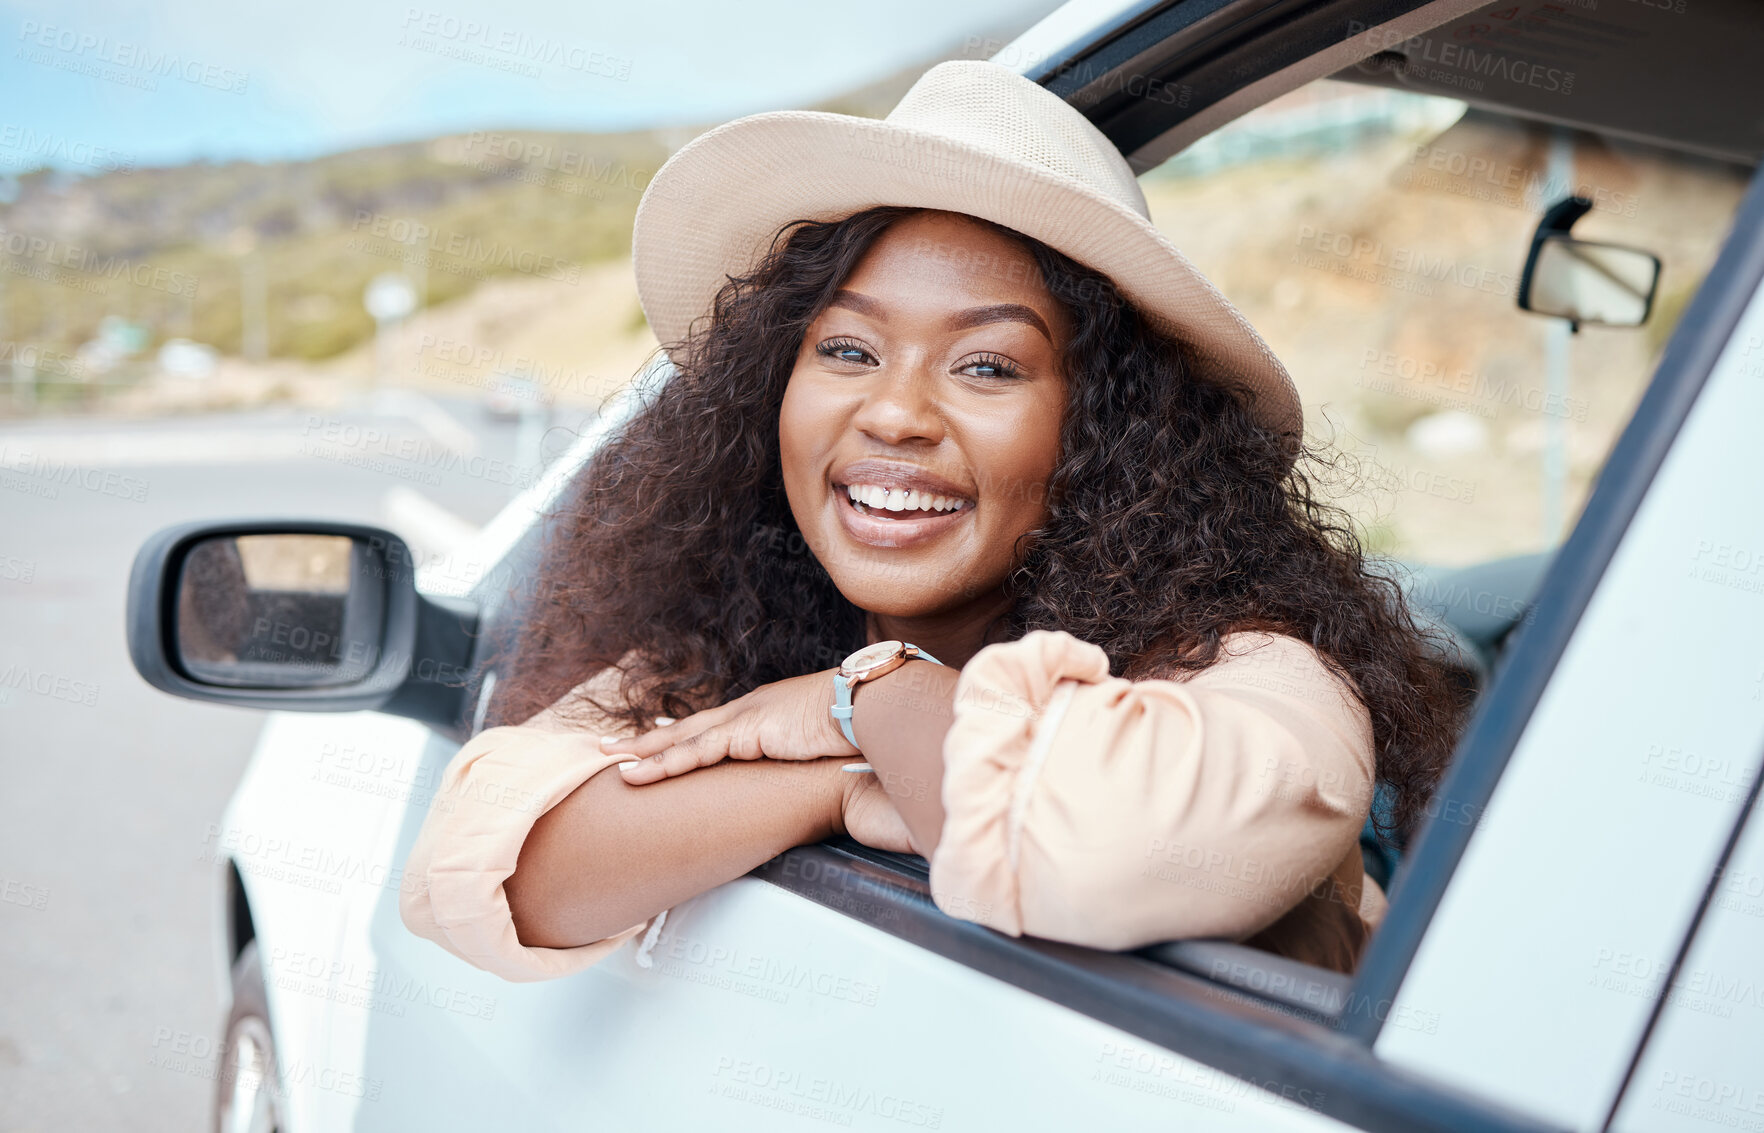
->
xmin=831 ymin=639 xmax=944 ymax=750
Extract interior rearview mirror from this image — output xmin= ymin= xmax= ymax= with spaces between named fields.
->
xmin=127 ymin=520 xmax=480 ymax=734
xmin=1519 ymin=234 xmax=1660 ymax=328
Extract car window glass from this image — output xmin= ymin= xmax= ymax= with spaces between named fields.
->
xmin=1144 ymin=78 xmax=1750 ymax=567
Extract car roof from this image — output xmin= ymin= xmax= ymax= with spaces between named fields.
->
xmin=1004 ymin=0 xmax=1764 ymax=169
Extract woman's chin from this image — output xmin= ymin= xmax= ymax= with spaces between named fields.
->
xmin=829 ymin=572 xmax=980 ymax=621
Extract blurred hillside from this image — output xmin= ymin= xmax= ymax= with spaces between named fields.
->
xmin=0 ymin=58 xmax=931 ymax=413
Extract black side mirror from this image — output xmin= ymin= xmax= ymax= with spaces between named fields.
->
xmin=126 ymin=519 xmax=480 ymax=735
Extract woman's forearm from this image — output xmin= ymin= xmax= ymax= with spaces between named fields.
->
xmin=504 ymin=753 xmax=848 ymax=948
xmin=849 ymin=657 xmax=960 ymax=856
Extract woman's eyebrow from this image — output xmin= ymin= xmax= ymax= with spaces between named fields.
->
xmin=946 ymin=302 xmax=1052 ymax=344
xmin=827 ymin=289 xmax=884 ymax=318
xmin=827 ymin=289 xmax=1051 ymax=343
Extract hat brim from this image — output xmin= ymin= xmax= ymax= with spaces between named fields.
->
xmin=632 ymin=109 xmax=1303 ymax=449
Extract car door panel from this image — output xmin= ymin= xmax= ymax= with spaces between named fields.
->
xmin=356 ymin=788 xmax=1362 ymax=1131
xmin=220 ymin=709 xmax=434 ymax=1129
xmin=1609 ymin=778 xmax=1764 ymax=1132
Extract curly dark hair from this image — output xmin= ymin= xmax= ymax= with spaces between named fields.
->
xmin=483 ymin=205 xmax=1472 ymax=844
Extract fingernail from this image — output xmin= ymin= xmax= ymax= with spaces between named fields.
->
xmin=618 ymin=761 xmax=640 ymax=771
xmin=653 ymin=716 xmax=675 ymax=726
xmin=598 ymin=735 xmax=620 ymax=747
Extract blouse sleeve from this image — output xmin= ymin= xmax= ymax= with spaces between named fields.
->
xmin=928 ymin=629 xmax=1377 ymax=954
xmin=398 ymin=654 xmax=660 ymax=982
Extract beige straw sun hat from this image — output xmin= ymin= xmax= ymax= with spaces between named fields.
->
xmin=631 ymin=57 xmax=1304 ymax=453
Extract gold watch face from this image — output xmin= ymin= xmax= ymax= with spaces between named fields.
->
xmin=843 ymin=640 xmax=905 ymax=673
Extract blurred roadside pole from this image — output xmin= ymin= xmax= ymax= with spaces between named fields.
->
xmin=227 ymin=227 xmax=268 ymax=363
xmin=362 ymin=272 xmax=417 ymax=387
xmin=0 ymin=174 xmax=24 ymax=413
xmin=1 ymin=273 xmax=25 ymax=414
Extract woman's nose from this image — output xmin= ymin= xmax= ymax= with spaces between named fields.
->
xmin=851 ymin=364 xmax=945 ymax=445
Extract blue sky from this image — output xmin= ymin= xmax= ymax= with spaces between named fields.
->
xmin=0 ymin=0 xmax=1062 ymax=170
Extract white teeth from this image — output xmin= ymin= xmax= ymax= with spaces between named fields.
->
xmin=843 ymin=482 xmax=968 ymax=514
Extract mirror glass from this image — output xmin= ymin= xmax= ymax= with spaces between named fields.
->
xmin=175 ymin=533 xmax=385 ymax=687
xmin=1525 ymin=236 xmax=1659 ymax=327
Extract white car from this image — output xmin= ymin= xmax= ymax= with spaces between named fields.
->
xmin=127 ymin=0 xmax=1764 ymax=1129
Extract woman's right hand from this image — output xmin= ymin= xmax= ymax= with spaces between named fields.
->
xmin=835 ymin=769 xmax=918 ymax=855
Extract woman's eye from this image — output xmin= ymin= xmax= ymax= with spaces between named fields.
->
xmin=961 ymin=353 xmax=1023 ymax=380
xmin=816 ymin=339 xmax=874 ymax=366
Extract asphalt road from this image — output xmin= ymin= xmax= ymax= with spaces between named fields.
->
xmin=0 ymin=392 xmax=591 ymax=1132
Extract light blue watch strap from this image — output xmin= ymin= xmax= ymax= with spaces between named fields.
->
xmin=831 ymin=645 xmax=943 ymax=749
xmin=831 ymin=677 xmax=860 ymax=748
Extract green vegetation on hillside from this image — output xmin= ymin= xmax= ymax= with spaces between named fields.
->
xmin=0 ymin=128 xmax=672 ymax=364
xmin=0 ymin=48 xmax=951 ymax=378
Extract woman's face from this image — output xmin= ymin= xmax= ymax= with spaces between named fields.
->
xmin=778 ymin=210 xmax=1072 ymax=621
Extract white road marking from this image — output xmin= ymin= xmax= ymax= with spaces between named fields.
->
xmin=381 ymin=486 xmax=491 ymax=596
xmin=382 ymin=485 xmax=480 ymax=559
xmin=0 ymin=429 xmax=312 ymax=468
xmin=0 ymin=394 xmax=480 ymax=469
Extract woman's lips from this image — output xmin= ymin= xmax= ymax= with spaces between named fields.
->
xmin=831 ymin=482 xmax=971 ymax=549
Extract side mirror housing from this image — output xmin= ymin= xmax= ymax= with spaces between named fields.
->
xmin=125 ymin=519 xmax=479 ymax=735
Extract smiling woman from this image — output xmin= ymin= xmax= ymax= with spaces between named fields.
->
xmin=397 ymin=60 xmax=1472 ymax=982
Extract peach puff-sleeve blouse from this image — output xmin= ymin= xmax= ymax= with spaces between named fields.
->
xmin=400 ymin=630 xmax=1386 ymax=982
xmin=398 ymin=653 xmax=665 ymax=982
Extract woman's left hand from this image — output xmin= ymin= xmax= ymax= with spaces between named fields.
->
xmin=605 ymin=668 xmax=860 ymax=784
